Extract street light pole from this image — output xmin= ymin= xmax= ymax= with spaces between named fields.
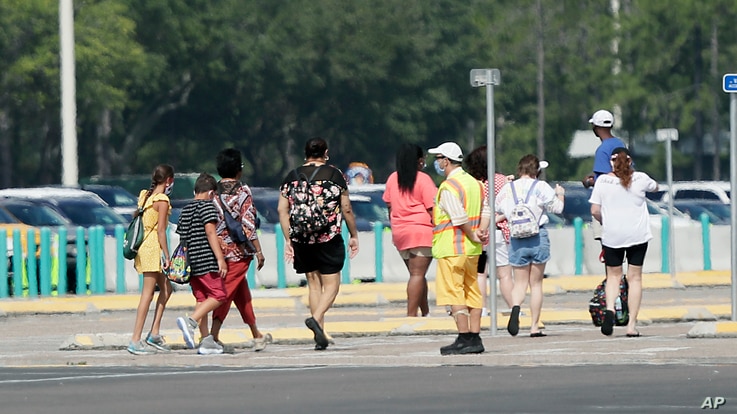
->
xmin=470 ymin=68 xmax=501 ymax=335
xmin=60 ymin=0 xmax=78 ymax=186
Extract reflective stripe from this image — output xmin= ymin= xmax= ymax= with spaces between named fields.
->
xmin=432 ymin=171 xmax=483 ymax=258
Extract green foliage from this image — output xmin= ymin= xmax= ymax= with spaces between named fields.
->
xmin=0 ymin=0 xmax=736 ymax=188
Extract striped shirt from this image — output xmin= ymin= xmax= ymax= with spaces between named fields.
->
xmin=176 ymin=200 xmax=220 ymax=277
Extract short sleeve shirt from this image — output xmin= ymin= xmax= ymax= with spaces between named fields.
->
xmin=382 ymin=171 xmax=437 ymax=250
xmin=214 ymin=180 xmax=258 ymax=262
xmin=280 ymin=164 xmax=347 ymax=244
xmin=176 ymin=200 xmax=220 ymax=276
xmin=593 ymin=137 xmax=627 ymax=180
xmin=589 ymin=171 xmax=658 ymax=248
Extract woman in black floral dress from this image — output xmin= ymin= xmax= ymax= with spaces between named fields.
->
xmin=277 ymin=137 xmax=360 ymax=350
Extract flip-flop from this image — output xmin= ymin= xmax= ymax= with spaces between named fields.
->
xmin=626 ymin=332 xmax=641 ymax=337
xmin=530 ymin=332 xmax=547 ymax=338
xmin=507 ymin=306 xmax=520 ymax=337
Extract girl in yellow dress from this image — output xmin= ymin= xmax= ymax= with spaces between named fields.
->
xmin=127 ymin=164 xmax=175 ymax=355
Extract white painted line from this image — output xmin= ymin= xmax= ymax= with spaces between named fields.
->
xmin=0 ymin=366 xmax=326 ymax=384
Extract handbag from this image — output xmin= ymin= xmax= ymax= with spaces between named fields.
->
xmin=123 ymin=207 xmax=145 ymax=260
xmin=167 ymin=242 xmax=190 ymax=284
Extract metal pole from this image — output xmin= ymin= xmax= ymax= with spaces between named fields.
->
xmin=730 ymin=93 xmax=737 ymax=321
xmin=665 ymin=137 xmax=676 ymax=281
xmin=486 ymin=70 xmax=498 ymax=336
xmin=60 ymin=0 xmax=78 ymax=186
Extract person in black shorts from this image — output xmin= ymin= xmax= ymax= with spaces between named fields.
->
xmin=589 ymin=147 xmax=658 ymax=337
xmin=277 ymin=137 xmax=360 ymax=350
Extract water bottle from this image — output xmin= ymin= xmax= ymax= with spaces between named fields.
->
xmin=614 ymin=296 xmax=624 ymax=323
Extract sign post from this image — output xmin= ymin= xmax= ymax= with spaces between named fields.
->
xmin=470 ymin=69 xmax=501 ymax=335
xmin=656 ymin=128 xmax=678 ymax=281
xmin=723 ymin=73 xmax=737 ymax=321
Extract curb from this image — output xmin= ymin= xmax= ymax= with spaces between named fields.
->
xmin=687 ymin=321 xmax=737 ymax=338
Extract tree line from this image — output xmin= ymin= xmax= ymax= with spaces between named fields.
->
xmin=1 ymin=0 xmax=736 ymax=188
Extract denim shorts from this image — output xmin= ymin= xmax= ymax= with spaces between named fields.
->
xmin=508 ymin=227 xmax=550 ymax=267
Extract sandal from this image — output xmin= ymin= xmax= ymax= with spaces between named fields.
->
xmin=626 ymin=331 xmax=641 ymax=337
xmin=530 ymin=332 xmax=547 ymax=338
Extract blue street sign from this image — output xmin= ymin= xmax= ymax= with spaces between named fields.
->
xmin=723 ymin=74 xmax=737 ymax=93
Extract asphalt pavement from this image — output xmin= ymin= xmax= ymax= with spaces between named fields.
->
xmin=0 ymin=270 xmax=736 ymax=368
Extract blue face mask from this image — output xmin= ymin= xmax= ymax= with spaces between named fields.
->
xmin=434 ymin=159 xmax=445 ymax=175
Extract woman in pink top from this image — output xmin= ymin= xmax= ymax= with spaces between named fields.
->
xmin=383 ymin=143 xmax=438 ymax=316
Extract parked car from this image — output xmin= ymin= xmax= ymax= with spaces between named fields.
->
xmin=671 ymin=200 xmax=731 ymax=225
xmin=0 ymin=187 xmax=127 ymax=236
xmin=80 ymin=184 xmax=138 ymax=220
xmin=0 ymin=198 xmax=80 ymax=293
xmin=0 ymin=205 xmax=41 ymax=292
xmin=348 ymin=184 xmax=389 ymax=229
xmin=348 ymin=194 xmax=390 ymax=231
xmin=658 ymin=181 xmax=731 ymax=204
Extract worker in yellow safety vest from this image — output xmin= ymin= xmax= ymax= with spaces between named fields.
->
xmin=428 ymin=142 xmax=490 ymax=356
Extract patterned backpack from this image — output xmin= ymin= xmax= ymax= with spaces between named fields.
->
xmin=589 ymin=275 xmax=630 ymax=326
xmin=288 ymin=166 xmax=331 ymax=234
xmin=508 ymin=180 xmax=540 ymax=239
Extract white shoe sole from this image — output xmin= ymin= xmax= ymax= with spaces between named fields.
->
xmin=176 ymin=317 xmax=196 ymax=349
xmin=197 ymin=347 xmax=224 ymax=355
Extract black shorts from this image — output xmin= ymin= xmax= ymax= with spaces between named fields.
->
xmin=602 ymin=242 xmax=649 ymax=267
xmin=292 ymin=234 xmax=346 ymax=275
xmin=477 ymin=250 xmax=488 ymax=273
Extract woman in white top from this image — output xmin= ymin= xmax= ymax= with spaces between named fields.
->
xmin=496 ymin=154 xmax=564 ymax=337
xmin=589 ymin=147 xmax=658 ymax=337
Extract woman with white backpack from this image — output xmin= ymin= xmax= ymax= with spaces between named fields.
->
xmin=495 ymin=154 xmax=565 ymax=337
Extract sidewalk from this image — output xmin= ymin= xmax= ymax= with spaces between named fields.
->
xmin=1 ymin=270 xmax=735 ymax=350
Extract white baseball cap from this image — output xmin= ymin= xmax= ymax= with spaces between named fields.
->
xmin=588 ymin=110 xmax=614 ymax=128
xmin=428 ymin=142 xmax=463 ymax=162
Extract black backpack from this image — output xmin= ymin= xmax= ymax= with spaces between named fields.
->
xmin=288 ymin=166 xmax=331 ymax=234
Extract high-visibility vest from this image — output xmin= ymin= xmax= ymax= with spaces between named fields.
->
xmin=432 ymin=170 xmax=482 ymax=258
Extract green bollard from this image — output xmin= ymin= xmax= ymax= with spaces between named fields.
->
xmin=660 ymin=215 xmax=669 ymax=273
xmin=76 ymin=227 xmax=87 ymax=295
xmin=275 ymin=225 xmax=286 ymax=289
xmin=247 ymin=253 xmax=256 ymax=288
xmin=57 ymin=227 xmax=68 ymax=294
xmin=97 ymin=226 xmax=106 ymax=293
xmin=12 ymin=229 xmax=23 ymax=297
xmin=0 ymin=229 xmax=7 ymax=298
xmin=700 ymin=212 xmax=711 ymax=271
xmin=39 ymin=228 xmax=52 ymax=296
xmin=115 ymin=225 xmax=126 ymax=293
xmin=573 ymin=217 xmax=584 ymax=275
xmin=374 ymin=221 xmax=383 ymax=282
xmin=26 ymin=229 xmax=38 ymax=296
xmin=341 ymin=222 xmax=350 ymax=284
xmin=89 ymin=227 xmax=99 ymax=294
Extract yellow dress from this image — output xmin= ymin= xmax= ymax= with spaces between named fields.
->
xmin=133 ymin=190 xmax=171 ymax=273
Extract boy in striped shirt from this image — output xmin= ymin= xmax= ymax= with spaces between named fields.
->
xmin=175 ymin=173 xmax=229 ymax=355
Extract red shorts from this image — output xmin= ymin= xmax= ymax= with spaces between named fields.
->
xmin=189 ymin=272 xmax=227 ymax=302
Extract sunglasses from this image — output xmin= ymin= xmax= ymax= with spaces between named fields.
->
xmin=435 ymin=156 xmax=446 ymax=160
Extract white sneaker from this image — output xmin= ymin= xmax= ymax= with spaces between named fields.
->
xmin=176 ymin=316 xmax=197 ymax=349
xmin=198 ymin=335 xmax=224 ymax=355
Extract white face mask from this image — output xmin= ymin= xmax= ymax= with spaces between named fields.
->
xmin=164 ymin=182 xmax=174 ymax=196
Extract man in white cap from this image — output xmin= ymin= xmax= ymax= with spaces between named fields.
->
xmin=428 ymin=141 xmax=490 ymax=355
xmin=582 ymin=110 xmax=627 ymax=188
xmin=582 ymin=109 xmax=628 ymax=246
